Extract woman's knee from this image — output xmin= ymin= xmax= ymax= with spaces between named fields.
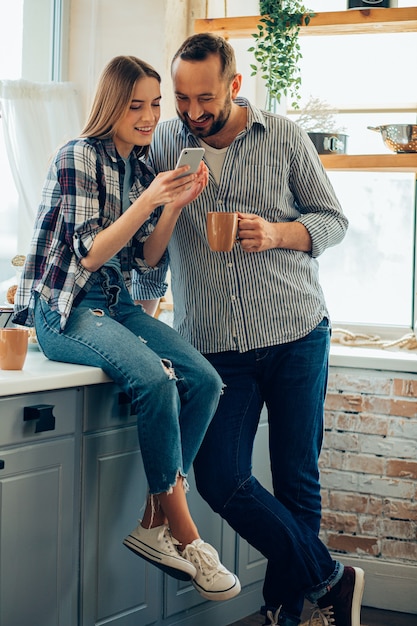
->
xmin=203 ymin=365 xmax=224 ymax=399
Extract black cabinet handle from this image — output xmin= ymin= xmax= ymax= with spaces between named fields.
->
xmin=23 ymin=404 xmax=56 ymax=433
xmin=0 ymin=460 xmax=4 ymax=470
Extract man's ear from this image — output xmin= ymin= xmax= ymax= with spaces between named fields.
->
xmin=231 ymin=73 xmax=242 ymax=99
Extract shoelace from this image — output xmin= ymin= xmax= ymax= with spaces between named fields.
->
xmin=159 ymin=526 xmax=180 ymax=555
xmin=266 ymin=608 xmax=280 ymax=625
xmin=183 ymin=542 xmax=224 ymax=582
xmin=308 ymin=605 xmax=335 ymax=626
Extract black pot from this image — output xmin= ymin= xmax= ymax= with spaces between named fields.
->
xmin=308 ymin=133 xmax=348 ymax=155
xmin=347 ymin=0 xmax=396 ymax=7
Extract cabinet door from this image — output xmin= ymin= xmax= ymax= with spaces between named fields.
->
xmin=0 ymin=437 xmax=78 ymax=626
xmin=81 ymin=425 xmax=161 ymax=626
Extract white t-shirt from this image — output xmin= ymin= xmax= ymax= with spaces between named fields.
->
xmin=199 ymin=139 xmax=228 ymax=185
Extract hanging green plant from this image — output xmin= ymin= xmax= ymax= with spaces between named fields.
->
xmin=248 ymin=0 xmax=314 ymax=111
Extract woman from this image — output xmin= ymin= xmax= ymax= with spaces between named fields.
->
xmin=13 ymin=55 xmax=240 ymax=602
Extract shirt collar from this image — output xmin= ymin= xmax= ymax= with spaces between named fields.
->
xmin=88 ymin=136 xmax=145 ymax=164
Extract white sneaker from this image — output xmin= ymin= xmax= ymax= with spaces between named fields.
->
xmin=123 ymin=522 xmax=197 ymax=581
xmin=181 ymin=538 xmax=241 ymax=601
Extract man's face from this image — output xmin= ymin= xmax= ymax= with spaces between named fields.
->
xmin=172 ymin=54 xmax=238 ymax=139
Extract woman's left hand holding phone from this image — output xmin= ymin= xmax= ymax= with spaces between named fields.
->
xmin=146 ymin=161 xmax=208 ymax=213
xmin=141 ymin=162 xmax=208 ymax=268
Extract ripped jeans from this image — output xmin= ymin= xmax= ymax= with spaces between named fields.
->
xmin=34 ymin=267 xmax=223 ymax=495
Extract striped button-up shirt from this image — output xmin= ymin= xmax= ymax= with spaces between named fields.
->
xmin=13 ymin=136 xmax=166 ymax=330
xmin=133 ymin=97 xmax=348 ymax=354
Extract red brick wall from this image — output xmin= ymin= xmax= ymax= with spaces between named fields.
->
xmin=319 ymin=367 xmax=417 ymax=564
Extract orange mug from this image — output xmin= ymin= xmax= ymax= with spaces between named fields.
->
xmin=0 ymin=327 xmax=29 ymax=370
xmin=206 ymin=212 xmax=238 ymax=252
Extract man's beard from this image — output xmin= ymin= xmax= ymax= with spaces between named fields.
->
xmin=180 ymin=97 xmax=232 ymax=138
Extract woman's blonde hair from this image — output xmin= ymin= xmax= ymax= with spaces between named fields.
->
xmin=81 ymin=55 xmax=161 ymax=143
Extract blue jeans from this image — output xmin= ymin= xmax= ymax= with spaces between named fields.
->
xmin=34 ymin=267 xmax=223 ymax=495
xmin=194 ymin=319 xmax=342 ymax=622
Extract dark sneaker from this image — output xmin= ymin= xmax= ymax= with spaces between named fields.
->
xmin=181 ymin=538 xmax=241 ymax=601
xmin=315 ymin=566 xmax=365 ymax=626
xmin=123 ymin=522 xmax=197 ymax=581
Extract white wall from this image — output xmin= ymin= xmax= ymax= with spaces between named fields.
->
xmin=68 ymin=0 xmax=207 ymax=123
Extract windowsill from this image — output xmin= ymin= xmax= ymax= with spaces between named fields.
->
xmin=157 ymin=310 xmax=417 ymax=375
xmin=330 ymin=344 xmax=417 ymax=374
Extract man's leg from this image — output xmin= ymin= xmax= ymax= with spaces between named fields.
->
xmin=194 ymin=345 xmax=337 ymax=622
xmin=259 ymin=318 xmax=331 ymax=622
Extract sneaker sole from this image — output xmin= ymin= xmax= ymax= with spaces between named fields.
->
xmin=351 ymin=567 xmax=365 ymax=626
xmin=123 ymin=534 xmax=196 ymax=581
xmin=192 ymin=575 xmax=241 ymax=602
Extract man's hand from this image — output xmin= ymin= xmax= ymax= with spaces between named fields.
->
xmin=237 ymin=213 xmax=277 ymax=252
xmin=237 ymin=212 xmax=312 ymax=253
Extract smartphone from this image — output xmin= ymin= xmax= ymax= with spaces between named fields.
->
xmin=174 ymin=147 xmax=205 ymax=178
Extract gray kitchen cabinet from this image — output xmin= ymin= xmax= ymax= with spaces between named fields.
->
xmin=80 ymin=383 xmax=264 ymax=626
xmin=0 ymin=377 xmax=265 ymax=626
xmin=0 ymin=388 xmax=82 ymax=626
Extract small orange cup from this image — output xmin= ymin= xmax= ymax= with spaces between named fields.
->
xmin=0 ymin=328 xmax=29 ymax=370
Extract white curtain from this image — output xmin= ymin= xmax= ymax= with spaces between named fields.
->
xmin=0 ymin=80 xmax=82 ymax=252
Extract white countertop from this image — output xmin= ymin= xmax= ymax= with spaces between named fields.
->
xmin=0 ymin=348 xmax=111 ymax=397
xmin=1 ymin=343 xmax=416 ymax=398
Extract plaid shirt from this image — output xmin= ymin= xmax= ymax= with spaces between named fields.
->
xmin=13 ymin=136 xmax=167 ymax=330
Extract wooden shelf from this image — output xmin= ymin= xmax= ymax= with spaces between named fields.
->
xmin=319 ymin=153 xmax=417 ymax=172
xmin=195 ymin=8 xmax=417 ymax=175
xmin=194 ymin=7 xmax=417 ymax=38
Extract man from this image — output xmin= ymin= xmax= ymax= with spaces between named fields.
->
xmin=133 ymin=33 xmax=364 ymax=626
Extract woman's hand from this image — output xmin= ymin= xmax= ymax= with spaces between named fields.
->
xmin=144 ymin=161 xmax=209 ymax=213
xmin=141 ymin=162 xmax=208 ymax=267
xmin=165 ymin=161 xmax=209 ymax=212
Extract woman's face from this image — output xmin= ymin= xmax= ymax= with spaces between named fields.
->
xmin=113 ymin=76 xmax=161 ymax=158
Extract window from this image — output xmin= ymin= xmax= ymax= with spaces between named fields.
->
xmin=294 ymin=30 xmax=417 ymax=335
xmin=0 ymin=0 xmax=23 ymax=302
xmin=0 ymin=0 xmax=65 ymax=304
xmin=230 ymin=1 xmax=417 ymax=338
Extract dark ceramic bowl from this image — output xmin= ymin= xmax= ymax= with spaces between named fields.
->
xmin=308 ymin=132 xmax=348 ymax=155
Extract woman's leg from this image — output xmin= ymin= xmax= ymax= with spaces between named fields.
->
xmin=35 ymin=297 xmax=188 ymax=492
xmin=34 ymin=283 xmax=239 ymax=599
xmin=120 ymin=301 xmax=224 ymax=477
xmin=142 ymin=476 xmax=199 ymax=549
xmin=35 ymin=275 xmax=222 ymax=495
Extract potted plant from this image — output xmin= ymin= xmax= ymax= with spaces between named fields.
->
xmin=248 ymin=0 xmax=314 ymax=111
xmin=294 ymin=96 xmax=348 ymax=154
